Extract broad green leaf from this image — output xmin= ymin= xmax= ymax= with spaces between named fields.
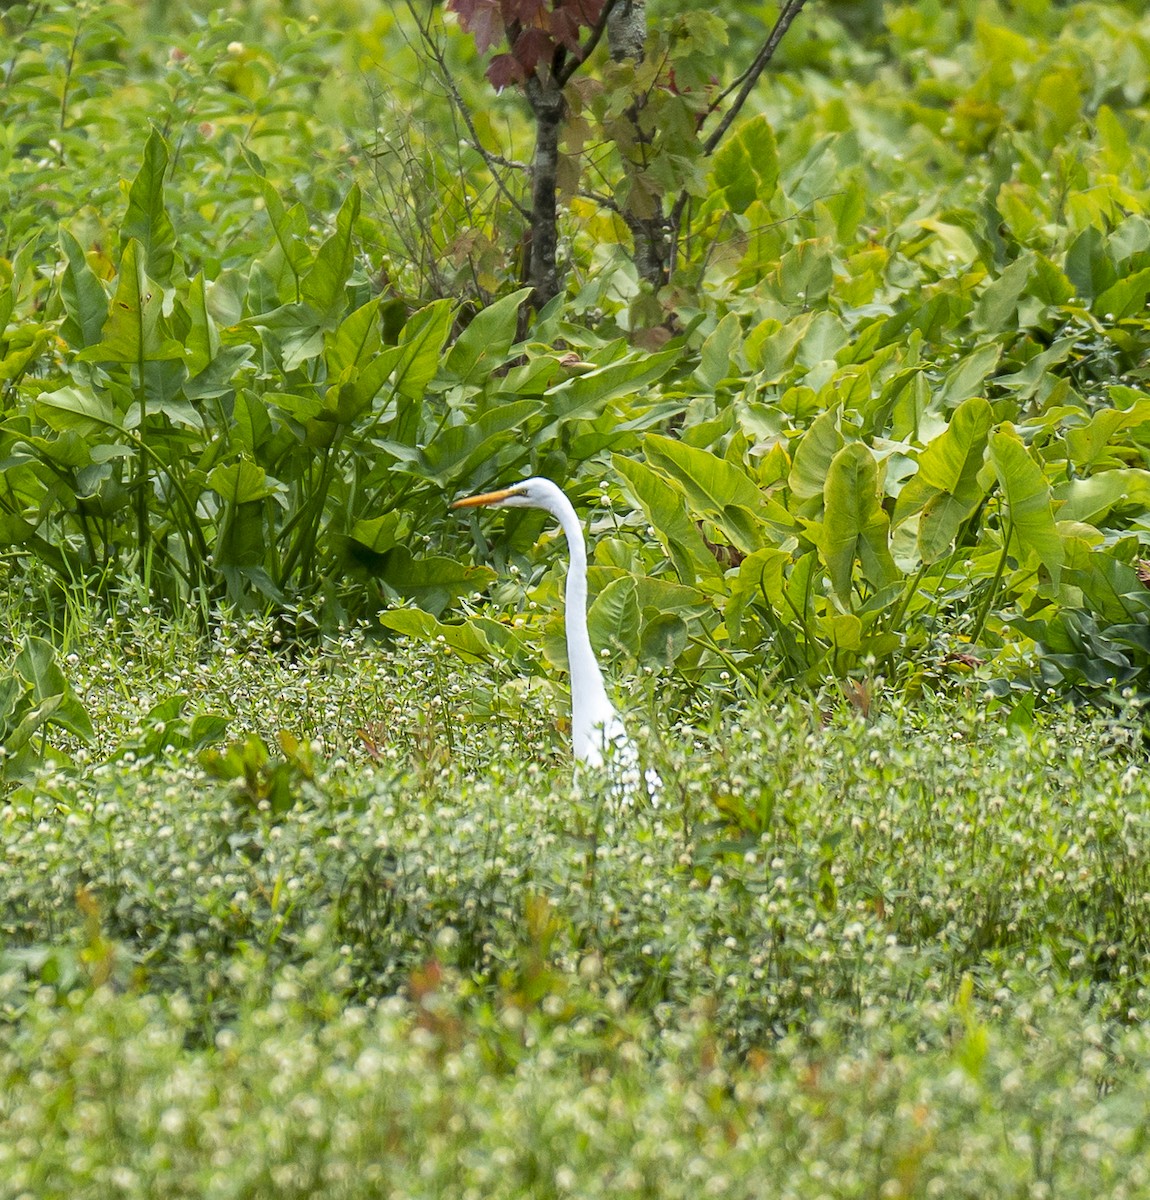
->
xmin=301 ymin=185 xmax=361 ymax=320
xmin=378 ymin=608 xmax=510 ymax=662
xmin=35 ymin=385 xmax=121 ymax=437
xmin=971 ymin=253 xmax=1034 ymax=333
xmin=710 ymin=113 xmax=778 ymax=213
xmin=120 ymin=127 xmax=177 ymax=284
xmin=347 ymin=512 xmax=403 ymax=556
xmin=1094 ymin=267 xmax=1150 ymax=320
xmin=1053 ymin=470 xmax=1150 ymax=525
xmin=542 ymin=347 xmax=679 ymax=435
xmin=258 ymin=178 xmax=312 ymax=282
xmin=725 ymin=547 xmax=790 ymax=642
xmin=639 ymin=611 xmax=689 ymax=667
xmin=1064 ymin=225 xmax=1116 ymax=302
xmin=789 ymin=406 xmax=843 ymax=503
xmin=987 ymin=424 xmax=1065 ymax=585
xmin=391 ymin=299 xmax=454 ymax=400
xmin=208 ymin=460 xmax=277 ymax=504
xmin=445 ymin=288 xmax=531 ymax=383
xmin=58 ymin=228 xmax=108 ymax=350
xmin=937 ymin=343 xmax=1000 ymax=408
xmin=588 ymin=576 xmax=641 ymax=659
xmin=811 ymin=442 xmax=899 ymax=603
xmin=379 ymin=548 xmax=495 ymax=617
xmin=644 ymin=433 xmax=786 ymax=553
xmin=614 ymin=455 xmax=721 ymax=586
xmin=14 ymin=636 xmax=94 ymax=742
xmin=420 ymin=399 xmax=542 ymax=484
xmin=183 ymin=273 xmax=221 ymax=375
xmin=325 ymin=296 xmax=382 ymax=375
xmin=894 ymin=397 xmax=992 ymax=562
xmin=77 ymin=239 xmax=185 ymax=364
xmin=1066 ymin=399 xmax=1150 ymax=471
xmin=694 ymin=312 xmax=742 ymax=390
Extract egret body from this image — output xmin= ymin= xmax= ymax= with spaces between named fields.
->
xmin=452 ymin=477 xmax=656 ymax=799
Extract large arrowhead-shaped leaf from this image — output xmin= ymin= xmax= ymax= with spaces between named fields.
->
xmin=120 ymin=127 xmax=177 ymax=284
xmin=894 ymin=396 xmax=992 ymax=562
xmin=58 ymin=228 xmax=109 ymax=350
xmin=301 ymin=184 xmax=360 ymax=320
xmin=987 ymin=424 xmax=1065 ymax=585
xmin=810 ymin=442 xmax=899 ymax=603
xmin=77 ymin=239 xmax=185 ymax=364
xmin=614 ymin=454 xmax=722 ymax=587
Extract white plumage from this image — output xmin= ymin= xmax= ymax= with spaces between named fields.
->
xmin=453 ymin=477 xmax=659 ymax=802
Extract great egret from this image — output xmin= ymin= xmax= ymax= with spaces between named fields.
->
xmin=452 ymin=477 xmax=658 ymax=802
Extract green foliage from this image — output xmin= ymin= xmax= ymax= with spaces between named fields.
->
xmin=0 ymin=636 xmax=92 ymax=779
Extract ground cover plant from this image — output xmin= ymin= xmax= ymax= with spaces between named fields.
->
xmin=4 ymin=0 xmax=1150 ymax=1195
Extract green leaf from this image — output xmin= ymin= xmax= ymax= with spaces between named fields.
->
xmin=694 ymin=312 xmax=742 ymax=390
xmin=614 ymin=454 xmax=722 ymax=586
xmin=120 ymin=127 xmax=177 ymax=284
xmin=639 ymin=611 xmax=689 ymax=667
xmin=710 ymin=113 xmax=778 ymax=213
xmin=541 ymin=347 xmax=679 ymax=435
xmin=1053 ymin=470 xmax=1150 ymax=525
xmin=378 ymin=608 xmax=511 ymax=662
xmin=208 ymin=460 xmax=277 ymax=504
xmin=789 ymin=406 xmax=844 ymax=503
xmin=391 ymin=300 xmax=455 ymax=401
xmin=937 ymin=343 xmax=1000 ymax=408
xmin=379 ymin=548 xmax=495 ymax=617
xmin=77 ymin=239 xmax=186 ymax=364
xmin=301 ymin=185 xmax=361 ymax=320
xmin=644 ymin=433 xmax=785 ymax=553
xmin=1094 ymin=267 xmax=1150 ymax=320
xmin=35 ymin=385 xmax=121 ymax=437
xmin=58 ymin=228 xmax=109 ymax=350
xmin=894 ymin=397 xmax=992 ymax=562
xmin=1064 ymin=225 xmax=1116 ymax=302
xmin=971 ymin=254 xmax=1034 ymax=334
xmin=13 ymin=636 xmax=94 ymax=742
xmin=811 ymin=442 xmax=899 ymax=603
xmin=987 ymin=424 xmax=1065 ymax=585
xmin=588 ymin=576 xmax=641 ymax=660
xmin=445 ymin=288 xmax=531 ymax=383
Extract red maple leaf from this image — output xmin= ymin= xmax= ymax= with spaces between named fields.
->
xmin=513 ymin=26 xmax=555 ymax=74
xmin=486 ymin=51 xmax=528 ymax=90
xmin=448 ymin=0 xmax=505 ymax=54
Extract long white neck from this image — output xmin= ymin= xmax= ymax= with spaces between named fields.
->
xmin=550 ymin=495 xmax=614 ymax=734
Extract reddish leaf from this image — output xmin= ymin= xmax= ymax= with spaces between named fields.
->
xmin=564 ymin=0 xmax=605 ymax=25
xmin=548 ymin=8 xmax=583 ymax=52
xmin=486 ymin=52 xmax=527 ymax=89
xmin=449 ymin=0 xmax=505 ymax=53
xmin=514 ymin=27 xmax=555 ymax=74
xmin=505 ymin=0 xmax=546 ymax=25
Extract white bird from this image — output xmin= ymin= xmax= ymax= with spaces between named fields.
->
xmin=452 ymin=477 xmax=659 ymax=802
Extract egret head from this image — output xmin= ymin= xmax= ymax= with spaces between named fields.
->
xmin=451 ymin=477 xmax=567 ymax=515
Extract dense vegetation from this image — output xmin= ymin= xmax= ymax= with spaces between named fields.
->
xmin=3 ymin=0 xmax=1150 ymax=1194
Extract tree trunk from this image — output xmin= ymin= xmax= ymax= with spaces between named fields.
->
xmin=607 ymin=0 xmax=669 ymax=293
xmin=524 ymin=73 xmax=566 ymax=309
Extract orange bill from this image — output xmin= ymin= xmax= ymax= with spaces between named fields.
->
xmin=451 ymin=487 xmax=518 ymax=509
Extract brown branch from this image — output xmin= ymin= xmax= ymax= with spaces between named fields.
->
xmin=403 ymin=0 xmax=531 ymax=220
xmin=556 ymin=0 xmax=624 ymax=86
xmin=702 ymin=0 xmax=809 ymax=156
xmin=667 ymin=0 xmax=809 ymax=278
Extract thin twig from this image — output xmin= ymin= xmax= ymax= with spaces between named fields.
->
xmin=702 ymin=0 xmax=809 ymax=156
xmin=404 ymin=0 xmax=531 ymax=220
xmin=557 ymin=0 xmax=623 ymax=86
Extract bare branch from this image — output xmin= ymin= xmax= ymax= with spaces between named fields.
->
xmin=403 ymin=0 xmax=531 ymax=220
xmin=702 ymin=0 xmax=809 ymax=156
xmin=556 ymin=0 xmax=623 ymax=86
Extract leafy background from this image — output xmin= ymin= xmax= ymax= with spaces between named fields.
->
xmin=4 ymin=2 xmax=1150 ymax=1193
